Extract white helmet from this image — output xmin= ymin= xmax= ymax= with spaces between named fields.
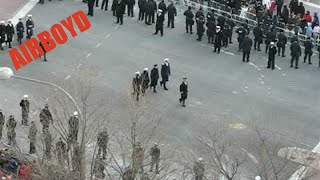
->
xmin=27 ymin=14 xmax=32 ymax=18
xmin=0 ymin=21 xmax=5 ymax=24
xmin=23 ymin=95 xmax=28 ymax=98
xmin=73 ymin=111 xmax=78 ymax=116
xmin=198 ymin=157 xmax=203 ymax=162
xmin=143 ymin=68 xmax=148 ymax=71
xmin=135 ymin=71 xmax=140 ymax=75
xmin=255 ymin=176 xmax=262 ymax=180
xmin=164 ymin=58 xmax=169 ymax=62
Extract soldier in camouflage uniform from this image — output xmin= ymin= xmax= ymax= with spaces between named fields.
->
xmin=68 ymin=111 xmax=79 ymax=144
xmin=44 ymin=128 xmax=52 ymax=159
xmin=193 ymin=158 xmax=204 ymax=180
xmin=149 ymin=142 xmax=160 ymax=174
xmin=0 ymin=109 xmax=5 ymax=140
xmin=28 ymin=121 xmax=37 ymax=154
xmin=132 ymin=142 xmax=144 ymax=174
xmin=56 ymin=137 xmax=67 ymax=164
xmin=6 ymin=115 xmax=17 ymax=145
xmin=19 ymin=95 xmax=30 ymax=125
xmin=72 ymin=142 xmax=81 ymax=172
xmin=39 ymin=104 xmax=53 ymax=132
xmin=132 ymin=71 xmax=142 ymax=101
xmin=93 ymin=157 xmax=105 ymax=179
xmin=97 ymin=129 xmax=108 ymax=159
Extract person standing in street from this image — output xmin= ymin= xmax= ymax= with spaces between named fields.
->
xmin=28 ymin=121 xmax=37 ymax=154
xmin=96 ymin=0 xmax=100 ymax=7
xmin=0 ymin=109 xmax=5 ymax=141
xmin=235 ymin=24 xmax=247 ymax=51
xmin=290 ymin=40 xmax=301 ymax=69
xmin=20 ymin=95 xmax=30 ymax=126
xmin=277 ymin=31 xmax=287 ymax=57
xmin=153 ymin=9 xmax=165 ymax=37
xmin=16 ymin=18 xmax=24 ymax=45
xmin=101 ymin=0 xmax=109 ymax=11
xmin=196 ymin=15 xmax=205 ymax=41
xmin=44 ymin=128 xmax=52 ymax=159
xmin=87 ymin=0 xmax=95 ymax=16
xmin=68 ymin=111 xmax=79 ymax=144
xmin=150 ymin=64 xmax=159 ymax=93
xmin=151 ymin=0 xmax=157 ymax=23
xmin=116 ymin=0 xmax=125 ymax=25
xmin=56 ymin=137 xmax=67 ymax=164
xmin=265 ymin=28 xmax=276 ymax=53
xmin=141 ymin=68 xmax=150 ymax=96
xmin=158 ymin=0 xmax=166 ymax=14
xmin=138 ymin=0 xmax=146 ymax=21
xmin=303 ymin=37 xmax=313 ymax=64
xmin=160 ymin=59 xmax=170 ymax=90
xmin=0 ymin=21 xmax=5 ymax=50
xmin=193 ymin=158 xmax=205 ymax=180
xmin=253 ymin=24 xmax=263 ymax=51
xmin=184 ymin=6 xmax=194 ymax=34
xmin=26 ymin=15 xmax=34 ymax=40
xmin=179 ymin=78 xmax=188 ymax=107
xmin=39 ymin=104 xmax=52 ymax=132
xmin=5 ymin=20 xmax=14 ymax=49
xmin=149 ymin=142 xmax=160 ymax=174
xmin=97 ymin=129 xmax=108 ymax=159
xmin=132 ymin=71 xmax=142 ymax=101
xmin=267 ymin=42 xmax=277 ymax=70
xmin=144 ymin=0 xmax=153 ymax=24
xmin=242 ymin=35 xmax=253 ymax=62
xmin=226 ymin=15 xmax=235 ymax=44
xmin=213 ymin=26 xmax=222 ymax=54
xmin=127 ymin=0 xmax=135 ymax=17
xmin=195 ymin=7 xmax=204 ymax=25
xmin=39 ymin=37 xmax=49 ymax=61
xmin=206 ymin=16 xmax=215 ymax=44
xmin=167 ymin=1 xmax=176 ymax=28
xmin=6 ymin=115 xmax=17 ymax=146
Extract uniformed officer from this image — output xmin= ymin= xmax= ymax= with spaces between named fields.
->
xmin=16 ymin=18 xmax=24 ymax=44
xmin=153 ymin=9 xmax=165 ymax=37
xmin=101 ymin=0 xmax=109 ymax=11
xmin=28 ymin=121 xmax=37 ymax=154
xmin=226 ymin=15 xmax=235 ymax=44
xmin=5 ymin=20 xmax=14 ymax=49
xmin=253 ymin=24 xmax=263 ymax=51
xmin=151 ymin=0 xmax=157 ymax=23
xmin=195 ymin=7 xmax=204 ymax=25
xmin=206 ymin=17 xmax=215 ymax=44
xmin=193 ymin=158 xmax=204 ymax=180
xmin=7 ymin=115 xmax=17 ymax=146
xmin=0 ymin=109 xmax=5 ymax=140
xmin=290 ymin=40 xmax=301 ymax=69
xmin=94 ymin=157 xmax=105 ymax=179
xmin=56 ymin=137 xmax=67 ymax=164
xmin=265 ymin=28 xmax=276 ymax=53
xmin=235 ymin=25 xmax=247 ymax=51
xmin=26 ymin=15 xmax=34 ymax=40
xmin=132 ymin=71 xmax=142 ymax=101
xmin=141 ymin=68 xmax=150 ymax=96
xmin=68 ymin=111 xmax=79 ymax=144
xmin=116 ymin=0 xmax=125 ymax=25
xmin=179 ymin=78 xmax=188 ymax=107
xmin=303 ymin=37 xmax=313 ymax=64
xmin=138 ymin=0 xmax=146 ymax=21
xmin=44 ymin=128 xmax=52 ymax=159
xmin=0 ymin=21 xmax=5 ymax=50
xmin=87 ymin=0 xmax=95 ymax=16
xmin=242 ymin=34 xmax=253 ymax=62
xmin=222 ymin=24 xmax=231 ymax=47
xmin=290 ymin=34 xmax=299 ymax=43
xmin=39 ymin=104 xmax=53 ymax=132
xmin=213 ymin=26 xmax=222 ymax=54
xmin=167 ymin=2 xmax=176 ymax=28
xmin=97 ymin=129 xmax=108 ymax=159
xmin=72 ymin=142 xmax=81 ymax=172
xmin=267 ymin=42 xmax=277 ymax=70
xmin=132 ymin=142 xmax=144 ymax=174
xmin=20 ymin=95 xmax=30 ymax=126
xmin=38 ymin=0 xmax=44 ymax=4
xmin=206 ymin=9 xmax=215 ymax=22
xmin=277 ymin=31 xmax=287 ymax=57
xmin=183 ymin=6 xmax=194 ymax=34
xmin=160 ymin=59 xmax=170 ymax=90
xmin=149 ymin=142 xmax=160 ymax=174
xmin=127 ymin=0 xmax=135 ymax=17
xmin=144 ymin=0 xmax=153 ymax=24
xmin=150 ymin=64 xmax=159 ymax=93
xmin=196 ymin=15 xmax=205 ymax=41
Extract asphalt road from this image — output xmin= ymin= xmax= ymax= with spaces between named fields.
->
xmin=1 ymin=0 xmax=320 ymax=177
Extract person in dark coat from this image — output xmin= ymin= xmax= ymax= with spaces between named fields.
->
xmin=20 ymin=95 xmax=30 ymax=126
xmin=167 ymin=2 xmax=176 ymax=28
xmin=141 ymin=68 xmax=150 ymax=96
xmin=68 ymin=111 xmax=79 ymax=144
xmin=226 ymin=15 xmax=235 ymax=43
xmin=265 ymin=28 xmax=276 ymax=53
xmin=217 ymin=14 xmax=226 ymax=30
xmin=235 ymin=25 xmax=247 ymax=51
xmin=144 ymin=0 xmax=153 ymax=24
xmin=277 ymin=31 xmax=287 ymax=57
xmin=281 ymin=5 xmax=289 ymax=24
xmin=39 ymin=40 xmax=49 ymax=61
xmin=132 ymin=72 xmax=142 ymax=101
xmin=160 ymin=59 xmax=170 ymax=90
xmin=196 ymin=15 xmax=205 ymax=41
xmin=87 ymin=0 xmax=95 ymax=16
xmin=150 ymin=64 xmax=159 ymax=93
xmin=195 ymin=7 xmax=204 ymax=25
xmin=253 ymin=24 xmax=263 ymax=51
xmin=151 ymin=0 xmax=157 ymax=23
xmin=112 ymin=0 xmax=118 ymax=16
xmin=0 ymin=21 xmax=5 ymax=50
xmin=127 ymin=0 xmax=135 ymax=17
xmin=16 ymin=18 xmax=24 ymax=45
xmin=289 ymin=0 xmax=298 ymax=15
xmin=242 ymin=35 xmax=253 ymax=62
xmin=206 ymin=9 xmax=215 ymax=22
xmin=206 ymin=18 xmax=215 ymax=44
xmin=39 ymin=104 xmax=52 ymax=132
xmin=303 ymin=37 xmax=313 ymax=64
xmin=179 ymin=78 xmax=188 ymax=107
xmin=184 ymin=6 xmax=194 ymax=34
xmin=26 ymin=15 xmax=34 ymax=40
xmin=296 ymin=2 xmax=305 ymax=17
xmin=290 ymin=40 xmax=301 ymax=69
xmin=267 ymin=42 xmax=277 ymax=70
xmin=101 ymin=0 xmax=109 ymax=11
xmin=276 ymin=0 xmax=284 ymax=16
xmin=138 ymin=0 xmax=146 ymax=21
xmin=97 ymin=129 xmax=108 ymax=159
xmin=222 ymin=24 xmax=231 ymax=47
xmin=213 ymin=26 xmax=222 ymax=54
xmin=5 ymin=20 xmax=14 ymax=49
xmin=153 ymin=9 xmax=164 ymax=37
xmin=116 ymin=0 xmax=125 ymax=25
xmin=158 ymin=0 xmax=167 ymax=14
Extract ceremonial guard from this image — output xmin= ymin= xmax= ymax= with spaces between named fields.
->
xmin=141 ymin=68 xmax=150 ymax=96
xmin=267 ymin=42 xmax=277 ymax=70
xmin=160 ymin=59 xmax=170 ymax=90
xmin=26 ymin=15 xmax=34 ymax=39
xmin=150 ymin=64 xmax=159 ymax=93
xmin=196 ymin=15 xmax=205 ymax=41
xmin=253 ymin=24 xmax=263 ymax=51
xmin=303 ymin=37 xmax=313 ymax=64
xmin=132 ymin=71 xmax=142 ymax=101
xmin=167 ymin=2 xmax=176 ymax=28
xmin=183 ymin=6 xmax=194 ymax=34
xmin=290 ymin=40 xmax=301 ymax=69
xmin=153 ymin=9 xmax=165 ymax=37
xmin=277 ymin=31 xmax=287 ymax=57
xmin=5 ymin=20 xmax=14 ymax=48
xmin=213 ymin=26 xmax=222 ymax=54
xmin=0 ymin=21 xmax=5 ymax=50
xmin=20 ymin=95 xmax=30 ymax=126
xmin=179 ymin=78 xmax=188 ymax=107
xmin=16 ymin=18 xmax=24 ymax=44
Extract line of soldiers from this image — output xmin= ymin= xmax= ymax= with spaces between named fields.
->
xmin=0 ymin=14 xmax=34 ymax=50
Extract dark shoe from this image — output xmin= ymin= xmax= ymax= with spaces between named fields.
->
xmin=179 ymin=99 xmax=181 ymax=103
xmin=164 ymin=88 xmax=168 ymax=91
xmin=230 ymin=42 xmax=233 ymax=44
xmin=272 ymin=68 xmax=275 ymax=70
xmin=160 ymin=81 xmax=162 ymax=86
xmin=290 ymin=65 xmax=293 ymax=68
xmin=171 ymin=26 xmax=174 ymax=28
xmin=154 ymin=90 xmax=157 ymax=93
xmin=153 ymin=33 xmax=157 ymax=35
xmin=182 ymin=104 xmax=186 ymax=107
xmin=282 ymin=55 xmax=286 ymax=57
xmin=44 ymin=59 xmax=47 ymax=62
xmin=186 ymin=31 xmax=189 ymax=33
xmin=309 ymin=62 xmax=312 ymax=64
xmin=295 ymin=67 xmax=299 ymax=69
xmin=190 ymin=32 xmax=193 ymax=34
xmin=258 ymin=49 xmax=261 ymax=51
xmin=267 ymin=66 xmax=270 ymax=68
xmin=246 ymin=60 xmax=249 ymax=62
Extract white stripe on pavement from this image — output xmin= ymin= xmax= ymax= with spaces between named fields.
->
xmin=11 ymin=0 xmax=38 ymax=25
xmin=86 ymin=53 xmax=92 ymax=58
xmin=65 ymin=75 xmax=71 ymax=80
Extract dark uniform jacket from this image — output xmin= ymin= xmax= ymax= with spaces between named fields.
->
xmin=242 ymin=37 xmax=253 ymax=52
xmin=116 ymin=1 xmax=125 ymax=15
xmin=5 ymin=24 xmax=14 ymax=42
xmin=206 ymin=12 xmax=215 ymax=22
xmin=269 ymin=45 xmax=277 ymax=57
xmin=156 ymin=13 xmax=165 ymax=29
xmin=195 ymin=10 xmax=204 ymax=23
xmin=138 ymin=0 xmax=146 ymax=10
xmin=180 ymin=82 xmax=188 ymax=99
xmin=39 ymin=108 xmax=53 ymax=124
xmin=304 ymin=41 xmax=313 ymax=53
xmin=150 ymin=67 xmax=159 ymax=86
xmin=158 ymin=1 xmax=167 ymax=13
xmin=144 ymin=0 xmax=153 ymax=14
xmin=290 ymin=42 xmax=301 ymax=56
xmin=0 ymin=25 xmax=6 ymax=43
xmin=141 ymin=71 xmax=150 ymax=88
xmin=265 ymin=31 xmax=276 ymax=44
xmin=196 ymin=17 xmax=205 ymax=35
xmin=127 ymin=0 xmax=135 ymax=5
xmin=16 ymin=22 xmax=24 ymax=39
xmin=132 ymin=75 xmax=142 ymax=91
xmin=217 ymin=16 xmax=226 ymax=27
xmin=215 ymin=30 xmax=223 ymax=48
xmin=235 ymin=27 xmax=247 ymax=42
xmin=26 ymin=19 xmax=34 ymax=35
xmin=253 ymin=26 xmax=263 ymax=42
xmin=161 ymin=63 xmax=170 ymax=81
xmin=206 ymin=20 xmax=216 ymax=37
xmin=277 ymin=33 xmax=287 ymax=47
xmin=167 ymin=4 xmax=176 ymax=17
xmin=20 ymin=100 xmax=30 ymax=111
xmin=184 ymin=10 xmax=194 ymax=25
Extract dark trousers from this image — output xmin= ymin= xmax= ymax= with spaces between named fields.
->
xmin=30 ymin=142 xmax=36 ymax=154
xmin=242 ymin=51 xmax=250 ymax=62
xmin=155 ymin=26 xmax=164 ymax=36
xmin=267 ymin=57 xmax=275 ymax=69
xmin=117 ymin=15 xmax=123 ymax=24
xmin=223 ymin=37 xmax=228 ymax=47
xmin=127 ymin=4 xmax=134 ymax=17
xmin=101 ymin=0 xmax=108 ymax=10
xmin=304 ymin=52 xmax=312 ymax=63
xmin=229 ymin=32 xmax=233 ymax=43
xmin=186 ymin=23 xmax=192 ymax=33
xmin=167 ymin=16 xmax=174 ymax=28
xmin=88 ymin=4 xmax=94 ymax=16
xmin=254 ymin=38 xmax=261 ymax=50
xmin=145 ymin=13 xmax=152 ymax=24
xmin=265 ymin=43 xmax=270 ymax=53
xmin=197 ymin=34 xmax=203 ymax=41
xmin=208 ymin=35 xmax=214 ymax=43
xmin=214 ymin=46 xmax=221 ymax=53
xmin=278 ymin=45 xmax=286 ymax=56
xmin=40 ymin=53 xmax=47 ymax=60
xmin=238 ymin=39 xmax=243 ymax=51
xmin=151 ymin=12 xmax=155 ymax=23
xmin=26 ymin=29 xmax=32 ymax=39
xmin=291 ymin=55 xmax=299 ymax=68
xmin=96 ymin=0 xmax=99 ymax=6
xmin=39 ymin=0 xmax=44 ymax=4
xmin=139 ymin=9 xmax=145 ymax=20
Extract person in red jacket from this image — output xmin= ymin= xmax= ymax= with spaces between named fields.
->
xmin=303 ymin=11 xmax=312 ymax=23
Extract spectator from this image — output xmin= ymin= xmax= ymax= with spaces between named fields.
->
xmin=296 ymin=2 xmax=305 ymax=17
xmin=303 ymin=11 xmax=312 ymax=23
xmin=281 ymin=5 xmax=289 ymax=24
xmin=289 ymin=0 xmax=298 ymax=15
xmin=305 ymin=22 xmax=313 ymax=37
xmin=312 ymin=12 xmax=319 ymax=28
xmin=313 ymin=23 xmax=320 ymax=40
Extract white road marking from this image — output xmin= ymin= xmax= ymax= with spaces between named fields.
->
xmin=105 ymin=34 xmax=111 ymax=39
xmin=77 ymin=64 xmax=82 ymax=69
xmin=65 ymin=75 xmax=71 ymax=80
xmin=300 ymin=0 xmax=320 ymax=9
xmin=241 ymin=148 xmax=259 ymax=164
xmin=244 ymin=86 xmax=248 ymax=89
xmin=260 ymin=81 xmax=265 ymax=85
xmin=221 ymin=50 xmax=235 ymax=56
xmin=282 ymin=73 xmax=286 ymax=76
xmin=248 ymin=62 xmax=260 ymax=71
xmin=32 ymin=111 xmax=38 ymax=115
xmin=263 ymin=57 xmax=282 ymax=70
xmin=260 ymin=75 xmax=264 ymax=78
xmin=11 ymin=0 xmax=38 ymax=25
xmin=267 ymin=87 xmax=271 ymax=90
xmin=96 ymin=43 xmax=101 ymax=48
xmin=4 ymin=99 xmax=8 ymax=102
xmin=86 ymin=53 xmax=92 ymax=58
xmin=232 ymin=91 xmax=239 ymax=94
xmin=45 ymin=97 xmax=50 ymax=102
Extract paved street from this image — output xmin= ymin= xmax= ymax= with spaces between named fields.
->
xmin=0 ymin=0 xmax=29 ymax=20
xmin=1 ymin=0 xmax=320 ymax=178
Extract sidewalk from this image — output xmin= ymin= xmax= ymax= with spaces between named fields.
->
xmin=0 ymin=0 xmax=29 ymax=21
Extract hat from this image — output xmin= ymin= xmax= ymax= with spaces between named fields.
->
xmin=270 ymin=42 xmax=275 ymax=45
xmin=135 ymin=71 xmax=140 ymax=75
xmin=183 ymin=77 xmax=187 ymax=80
xmin=0 ymin=21 xmax=4 ymax=24
xmin=27 ymin=14 xmax=32 ymax=17
xmin=158 ymin=9 xmax=163 ymax=12
xmin=73 ymin=111 xmax=78 ymax=116
xmin=164 ymin=58 xmax=169 ymax=62
xmin=198 ymin=157 xmax=203 ymax=162
xmin=154 ymin=142 xmax=159 ymax=146
xmin=23 ymin=95 xmax=28 ymax=98
xmin=216 ymin=26 xmax=221 ymax=29
xmin=255 ymin=176 xmax=262 ymax=180
xmin=153 ymin=64 xmax=158 ymax=67
xmin=45 ymin=104 xmax=49 ymax=108
xmin=143 ymin=68 xmax=148 ymax=71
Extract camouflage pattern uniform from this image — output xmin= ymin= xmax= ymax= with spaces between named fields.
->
xmin=44 ymin=128 xmax=52 ymax=159
xmin=39 ymin=105 xmax=53 ymax=132
xmin=122 ymin=166 xmax=134 ymax=180
xmin=6 ymin=115 xmax=17 ymax=145
xmin=149 ymin=143 xmax=160 ymax=173
xmin=97 ymin=130 xmax=108 ymax=159
xmin=20 ymin=98 xmax=30 ymax=125
xmin=68 ymin=115 xmax=79 ymax=144
xmin=72 ymin=143 xmax=81 ymax=172
xmin=193 ymin=158 xmax=204 ymax=180
xmin=132 ymin=142 xmax=144 ymax=174
xmin=132 ymin=72 xmax=142 ymax=101
xmin=56 ymin=138 xmax=67 ymax=164
xmin=0 ymin=110 xmax=5 ymax=140
xmin=93 ymin=157 xmax=105 ymax=179
xmin=141 ymin=172 xmax=150 ymax=180
xmin=28 ymin=121 xmax=37 ymax=154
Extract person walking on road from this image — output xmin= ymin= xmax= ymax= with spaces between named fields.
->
xmin=26 ymin=15 xmax=34 ymax=40
xmin=160 ymin=59 xmax=170 ymax=90
xmin=28 ymin=121 xmax=37 ymax=154
xmin=150 ymin=64 xmax=159 ymax=93
xmin=5 ymin=20 xmax=14 ymax=49
xmin=16 ymin=18 xmax=24 ymax=45
xmin=153 ymin=9 xmax=165 ymax=37
xmin=7 ymin=115 xmax=17 ymax=146
xmin=179 ymin=78 xmax=188 ymax=107
xmin=167 ymin=2 xmax=176 ymax=28
xmin=0 ymin=21 xmax=5 ymax=51
xmin=242 ymin=35 xmax=253 ymax=62
xmin=20 ymin=95 xmax=30 ymax=126
xmin=87 ymin=0 xmax=95 ymax=16
xmin=303 ymin=37 xmax=313 ymax=64
xmin=267 ymin=42 xmax=277 ymax=70
xmin=184 ymin=6 xmax=194 ymax=34
xmin=290 ymin=40 xmax=301 ymax=69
